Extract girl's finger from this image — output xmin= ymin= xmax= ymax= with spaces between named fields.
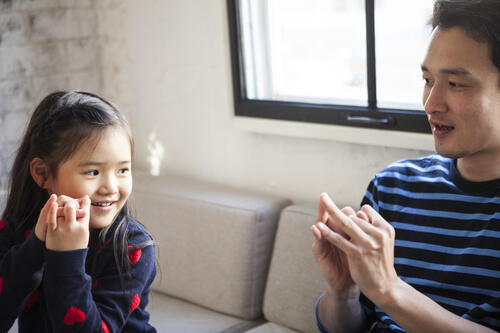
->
xmin=78 ymin=195 xmax=91 ymax=211
xmin=56 ymin=207 xmax=86 ymax=218
xmin=48 ymin=202 xmax=58 ymax=232
xmin=63 ymin=201 xmax=77 ymax=224
xmin=56 ymin=195 xmax=81 ymax=209
xmin=39 ymin=194 xmax=55 ymax=222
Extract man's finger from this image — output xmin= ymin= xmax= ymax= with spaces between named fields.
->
xmin=320 ymin=193 xmax=372 ymax=245
xmin=317 ymin=222 xmax=356 ymax=254
xmin=316 ymin=193 xmax=329 ymax=223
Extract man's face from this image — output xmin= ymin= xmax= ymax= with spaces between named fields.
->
xmin=421 ymin=26 xmax=500 ymax=160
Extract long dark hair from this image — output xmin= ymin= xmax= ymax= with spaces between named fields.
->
xmin=2 ymin=91 xmax=152 ymax=282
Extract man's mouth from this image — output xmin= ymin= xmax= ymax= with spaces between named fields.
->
xmin=431 ymin=121 xmax=455 ymax=136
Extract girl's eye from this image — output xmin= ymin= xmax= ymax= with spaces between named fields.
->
xmin=118 ymin=168 xmax=130 ymax=175
xmin=85 ymin=170 xmax=99 ymax=176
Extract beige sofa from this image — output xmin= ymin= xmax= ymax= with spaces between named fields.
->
xmin=133 ymin=172 xmax=329 ymax=333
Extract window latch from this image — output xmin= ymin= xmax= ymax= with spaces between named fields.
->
xmin=346 ymin=115 xmax=394 ymax=127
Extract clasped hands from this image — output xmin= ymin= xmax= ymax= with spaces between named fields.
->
xmin=311 ymin=193 xmax=400 ymax=306
xmin=34 ymin=194 xmax=90 ymax=251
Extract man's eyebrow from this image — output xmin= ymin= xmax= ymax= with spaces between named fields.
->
xmin=78 ymin=160 xmax=131 ymax=167
xmin=421 ymin=65 xmax=471 ymax=76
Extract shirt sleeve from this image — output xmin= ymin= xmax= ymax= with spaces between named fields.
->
xmin=43 ymin=242 xmax=156 ymax=333
xmin=0 ymin=221 xmax=45 ymax=332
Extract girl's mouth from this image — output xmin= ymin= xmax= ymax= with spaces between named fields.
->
xmin=92 ymin=202 xmax=114 ymax=207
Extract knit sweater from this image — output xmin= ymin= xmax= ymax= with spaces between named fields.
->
xmin=0 ymin=217 xmax=156 ymax=333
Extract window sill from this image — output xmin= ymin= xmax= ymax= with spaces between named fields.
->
xmin=233 ymin=116 xmax=435 ymax=151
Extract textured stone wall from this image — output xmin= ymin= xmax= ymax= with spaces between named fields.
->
xmin=0 ymin=0 xmax=101 ymax=211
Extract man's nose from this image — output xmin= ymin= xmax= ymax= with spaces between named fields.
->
xmin=424 ymin=84 xmax=448 ymax=115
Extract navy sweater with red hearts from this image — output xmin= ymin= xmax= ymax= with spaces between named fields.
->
xmin=0 ymin=217 xmax=156 ymax=332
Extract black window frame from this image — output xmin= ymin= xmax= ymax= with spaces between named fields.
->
xmin=227 ymin=0 xmax=432 ymax=134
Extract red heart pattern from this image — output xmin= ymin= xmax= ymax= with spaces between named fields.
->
xmin=91 ymin=279 xmax=98 ymax=291
xmin=129 ymin=293 xmax=140 ymax=312
xmin=26 ymin=289 xmax=41 ymax=308
xmin=128 ymin=246 xmax=142 ymax=264
xmin=63 ymin=306 xmax=86 ymax=325
xmin=0 ymin=220 xmax=6 ymax=230
xmin=25 ymin=229 xmax=31 ymax=239
xmin=101 ymin=320 xmax=110 ymax=333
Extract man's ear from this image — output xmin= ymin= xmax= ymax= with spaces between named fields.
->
xmin=30 ymin=157 xmax=50 ymax=189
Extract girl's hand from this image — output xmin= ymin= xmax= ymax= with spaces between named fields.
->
xmin=46 ymin=195 xmax=91 ymax=251
xmin=35 ymin=194 xmax=58 ymax=242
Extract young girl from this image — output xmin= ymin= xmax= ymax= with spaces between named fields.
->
xmin=0 ymin=91 xmax=156 ymax=332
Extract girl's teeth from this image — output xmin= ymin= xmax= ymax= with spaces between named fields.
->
xmin=93 ymin=202 xmax=112 ymax=207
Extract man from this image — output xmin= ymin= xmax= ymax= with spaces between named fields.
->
xmin=312 ymin=0 xmax=500 ymax=332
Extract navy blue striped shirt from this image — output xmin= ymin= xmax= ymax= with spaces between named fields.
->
xmin=359 ymin=154 xmax=500 ymax=332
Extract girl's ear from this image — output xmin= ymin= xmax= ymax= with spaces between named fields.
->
xmin=30 ymin=157 xmax=50 ymax=189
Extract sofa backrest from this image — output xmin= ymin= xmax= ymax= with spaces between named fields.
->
xmin=132 ymin=172 xmax=292 ymax=320
xmin=262 ymin=205 xmax=326 ymax=333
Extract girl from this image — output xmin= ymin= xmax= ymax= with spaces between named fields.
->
xmin=0 ymin=91 xmax=156 ymax=332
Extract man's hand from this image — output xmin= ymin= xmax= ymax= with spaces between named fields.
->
xmin=311 ymin=193 xmax=359 ymax=299
xmin=316 ymin=193 xmax=399 ymax=306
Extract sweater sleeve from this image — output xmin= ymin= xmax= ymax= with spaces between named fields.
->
xmin=43 ymin=243 xmax=156 ymax=333
xmin=0 ymin=221 xmax=45 ymax=332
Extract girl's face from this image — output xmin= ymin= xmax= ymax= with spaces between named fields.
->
xmin=45 ymin=126 xmax=133 ymax=229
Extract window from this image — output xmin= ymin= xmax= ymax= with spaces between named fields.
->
xmin=227 ymin=0 xmax=434 ymax=133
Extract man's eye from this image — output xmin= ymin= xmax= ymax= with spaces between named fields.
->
xmin=449 ymin=81 xmax=463 ymax=88
xmin=85 ymin=170 xmax=99 ymax=176
xmin=423 ymin=77 xmax=433 ymax=86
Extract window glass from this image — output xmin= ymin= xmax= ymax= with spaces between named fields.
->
xmin=240 ymin=0 xmax=368 ymax=106
xmin=375 ymin=0 xmax=434 ymax=110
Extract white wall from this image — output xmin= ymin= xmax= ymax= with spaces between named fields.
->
xmin=98 ymin=0 xmax=432 ymax=207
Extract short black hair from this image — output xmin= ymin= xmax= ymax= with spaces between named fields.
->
xmin=431 ymin=0 xmax=500 ymax=72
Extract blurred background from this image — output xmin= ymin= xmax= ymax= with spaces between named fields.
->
xmin=0 ymin=0 xmax=432 ymax=212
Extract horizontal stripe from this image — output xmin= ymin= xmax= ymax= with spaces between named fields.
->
xmin=378 ymin=185 xmax=500 ymax=205
xmin=377 ymin=171 xmax=456 ymax=188
xmin=463 ymin=313 xmax=500 ymax=328
xmin=378 ymin=315 xmax=406 ymax=332
xmin=395 ymin=240 xmax=500 ymax=258
xmin=402 ymin=277 xmax=500 ymax=297
xmin=362 ymin=190 xmax=378 ymax=210
xmin=427 ymin=293 xmax=474 ymax=310
xmin=380 ymin=202 xmax=500 ymax=221
xmin=479 ymin=303 xmax=500 ymax=313
xmin=390 ymin=162 xmax=449 ymax=175
xmin=394 ymin=258 xmax=500 ymax=278
xmin=391 ymin=222 xmax=500 ymax=239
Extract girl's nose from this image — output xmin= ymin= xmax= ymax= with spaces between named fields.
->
xmin=99 ymin=175 xmax=118 ymax=194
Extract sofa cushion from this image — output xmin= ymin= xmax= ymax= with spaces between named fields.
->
xmin=132 ymin=172 xmax=292 ymax=320
xmin=148 ymin=291 xmax=245 ymax=332
xmin=245 ymin=322 xmax=299 ymax=333
xmin=261 ymin=205 xmax=325 ymax=333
